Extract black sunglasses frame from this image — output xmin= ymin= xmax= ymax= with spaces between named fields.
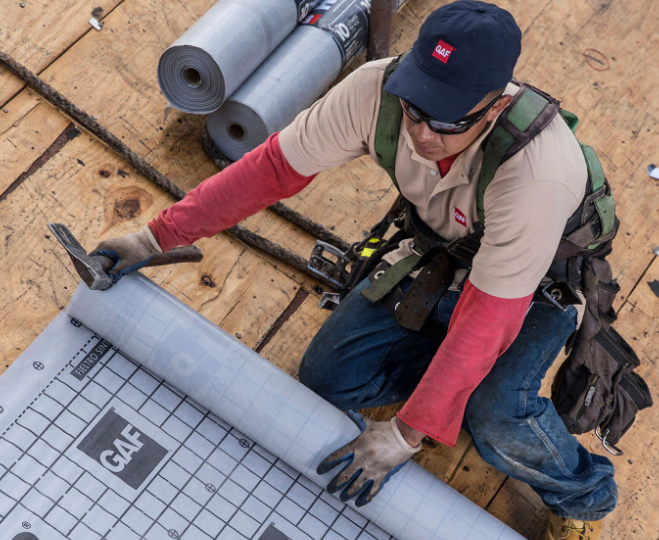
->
xmin=400 ymin=92 xmax=504 ymax=135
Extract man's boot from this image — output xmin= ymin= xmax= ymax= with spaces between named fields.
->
xmin=545 ymin=510 xmax=604 ymax=539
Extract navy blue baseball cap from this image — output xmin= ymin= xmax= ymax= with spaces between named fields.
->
xmin=384 ymin=0 xmax=522 ymax=122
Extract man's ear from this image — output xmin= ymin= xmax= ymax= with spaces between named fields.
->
xmin=487 ymin=95 xmax=513 ymax=121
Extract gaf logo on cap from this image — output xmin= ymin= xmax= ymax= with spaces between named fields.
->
xmin=77 ymin=409 xmax=168 ymax=489
xmin=432 ymin=39 xmax=455 ymax=64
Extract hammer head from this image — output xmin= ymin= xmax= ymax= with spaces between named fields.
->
xmin=48 ymin=223 xmax=114 ymax=290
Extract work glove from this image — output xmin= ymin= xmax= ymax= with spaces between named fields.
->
xmin=91 ymin=226 xmax=162 ymax=283
xmin=317 ymin=411 xmax=421 ymax=507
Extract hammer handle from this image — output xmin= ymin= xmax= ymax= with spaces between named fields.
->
xmin=97 ymin=245 xmax=204 ymax=273
xmin=145 ymin=245 xmax=204 ymax=267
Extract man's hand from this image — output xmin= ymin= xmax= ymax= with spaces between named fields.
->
xmin=317 ymin=414 xmax=421 ymax=507
xmin=91 ymin=226 xmax=162 ymax=281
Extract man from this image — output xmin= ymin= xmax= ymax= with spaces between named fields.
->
xmin=94 ymin=2 xmax=616 ymax=538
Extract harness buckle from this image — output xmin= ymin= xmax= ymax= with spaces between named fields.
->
xmin=308 ymin=241 xmax=351 ymax=289
xmin=446 ymin=237 xmax=479 ymax=260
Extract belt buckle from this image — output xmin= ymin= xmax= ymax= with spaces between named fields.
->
xmin=446 ymin=237 xmax=478 ymax=260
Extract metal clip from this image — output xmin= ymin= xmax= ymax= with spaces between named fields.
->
xmin=595 ymin=426 xmax=624 ymax=456
xmin=409 ymin=241 xmax=424 ymax=257
xmin=446 ymin=237 xmax=479 ymax=260
xmin=308 ymin=241 xmax=351 ymax=289
xmin=318 ymin=292 xmax=341 ymax=311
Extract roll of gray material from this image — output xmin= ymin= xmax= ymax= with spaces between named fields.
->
xmin=207 ymin=0 xmax=409 ymax=161
xmin=207 ymin=24 xmax=342 ymax=161
xmin=158 ymin=0 xmax=314 ymax=114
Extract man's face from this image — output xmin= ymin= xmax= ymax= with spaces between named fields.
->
xmin=403 ymin=94 xmax=513 ymax=162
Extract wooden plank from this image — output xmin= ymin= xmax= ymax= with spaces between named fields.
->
xmin=0 ymin=91 xmax=74 ymax=196
xmin=258 ymin=294 xmax=328 ymax=376
xmin=486 ymin=478 xmax=547 ymax=540
xmin=448 ymin=443 xmax=508 ymax=508
xmin=0 ymin=0 xmax=124 ymax=106
xmin=34 ymin=0 xmax=219 ymax=189
xmin=0 ymin=125 xmax=299 ymax=372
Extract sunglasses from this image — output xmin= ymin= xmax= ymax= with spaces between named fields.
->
xmin=400 ymin=92 xmax=504 ymax=135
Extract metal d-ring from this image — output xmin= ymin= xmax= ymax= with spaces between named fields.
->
xmin=595 ymin=426 xmax=624 ymax=456
xmin=410 ymin=241 xmax=423 ymax=257
xmin=374 ymin=270 xmax=386 ymax=280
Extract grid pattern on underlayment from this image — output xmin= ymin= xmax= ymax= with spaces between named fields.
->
xmin=0 ymin=323 xmax=394 ymax=540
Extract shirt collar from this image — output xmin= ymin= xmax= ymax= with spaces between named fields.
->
xmin=400 ymin=81 xmax=518 ymax=196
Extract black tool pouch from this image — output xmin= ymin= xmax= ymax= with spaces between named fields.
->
xmin=552 ymin=258 xmax=652 ymax=455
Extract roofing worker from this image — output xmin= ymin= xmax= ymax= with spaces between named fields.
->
xmin=93 ymin=1 xmax=616 ymax=537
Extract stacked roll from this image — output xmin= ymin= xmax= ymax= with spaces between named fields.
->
xmin=158 ymin=0 xmax=315 ymax=114
xmin=207 ymin=24 xmax=342 ymax=161
xmin=208 ymin=0 xmax=409 ymax=161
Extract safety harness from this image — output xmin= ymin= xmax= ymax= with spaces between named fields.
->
xmin=306 ymin=55 xmax=651 ymax=451
xmin=337 ymin=53 xmax=618 ymax=333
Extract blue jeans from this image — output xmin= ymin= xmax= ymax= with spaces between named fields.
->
xmin=299 ymin=278 xmax=617 ymax=520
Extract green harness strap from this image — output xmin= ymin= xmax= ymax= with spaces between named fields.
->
xmin=477 ymin=89 xmax=552 ymax=224
xmin=360 ymin=253 xmax=421 ymax=302
xmin=374 ymin=53 xmax=409 ymax=194
xmin=578 ymin=144 xmax=616 ymax=250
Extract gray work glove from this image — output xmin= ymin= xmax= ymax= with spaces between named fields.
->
xmin=91 ymin=226 xmax=162 ymax=281
xmin=317 ymin=413 xmax=421 ymax=507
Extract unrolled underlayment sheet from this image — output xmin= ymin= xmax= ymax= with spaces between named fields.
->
xmin=0 ymin=275 xmax=524 ymax=540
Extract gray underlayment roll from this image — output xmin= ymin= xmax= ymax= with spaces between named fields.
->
xmin=207 ymin=24 xmax=342 ymax=161
xmin=208 ymin=0 xmax=409 ymax=161
xmin=158 ymin=0 xmax=301 ymax=114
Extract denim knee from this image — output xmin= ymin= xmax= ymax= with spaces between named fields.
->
xmin=298 ymin=348 xmax=334 ymax=400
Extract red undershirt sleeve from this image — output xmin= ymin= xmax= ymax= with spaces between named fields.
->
xmin=148 ymin=133 xmax=316 ymax=252
xmin=397 ymin=279 xmax=532 ymax=446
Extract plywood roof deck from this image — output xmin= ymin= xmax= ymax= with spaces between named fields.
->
xmin=1 ymin=1 xmax=658 ymax=538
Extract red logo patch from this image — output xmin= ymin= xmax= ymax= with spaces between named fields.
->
xmin=432 ymin=39 xmax=455 ymax=64
xmin=454 ymin=207 xmax=467 ymax=227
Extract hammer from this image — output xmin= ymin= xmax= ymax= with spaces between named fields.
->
xmin=48 ymin=223 xmax=203 ymax=291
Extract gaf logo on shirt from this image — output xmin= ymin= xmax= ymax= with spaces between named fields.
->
xmin=454 ymin=207 xmax=467 ymax=227
xmin=432 ymin=39 xmax=455 ymax=64
xmin=77 ymin=409 xmax=168 ymax=489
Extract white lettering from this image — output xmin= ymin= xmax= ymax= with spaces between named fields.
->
xmin=101 ymin=450 xmax=127 ymax=472
xmin=120 ymin=424 xmax=144 ymax=449
xmin=99 ymin=424 xmax=144 ymax=474
xmin=435 ymin=46 xmax=450 ymax=58
xmin=336 ymin=22 xmax=350 ymax=41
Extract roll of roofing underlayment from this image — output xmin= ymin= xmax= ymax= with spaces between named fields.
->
xmin=208 ymin=0 xmax=409 ymax=161
xmin=157 ymin=0 xmax=319 ymax=114
xmin=207 ymin=24 xmax=342 ymax=161
xmin=0 ymin=274 xmax=525 ymax=540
